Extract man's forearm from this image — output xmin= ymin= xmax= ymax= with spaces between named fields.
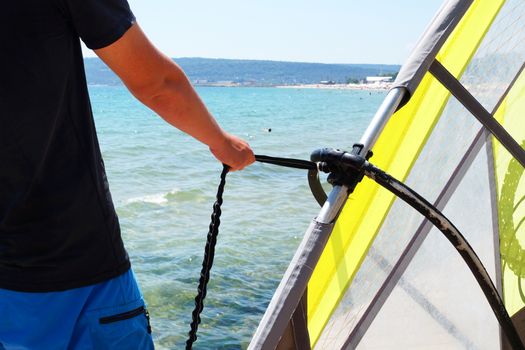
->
xmin=135 ymin=63 xmax=225 ymax=150
xmin=95 ymin=23 xmax=254 ymax=170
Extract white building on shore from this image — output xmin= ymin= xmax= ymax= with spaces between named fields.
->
xmin=365 ymin=76 xmax=393 ymax=84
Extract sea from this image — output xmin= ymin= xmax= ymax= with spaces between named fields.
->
xmin=89 ymin=85 xmax=386 ymax=349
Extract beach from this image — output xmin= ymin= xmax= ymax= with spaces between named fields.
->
xmin=191 ymin=82 xmax=394 ymax=91
xmin=276 ymin=82 xmax=394 ymax=90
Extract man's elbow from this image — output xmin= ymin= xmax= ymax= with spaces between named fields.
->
xmin=128 ymin=74 xmax=187 ymax=115
xmin=126 ymin=77 xmax=164 ymax=105
xmin=127 ymin=66 xmax=186 ymax=107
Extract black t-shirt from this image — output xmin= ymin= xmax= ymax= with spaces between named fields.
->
xmin=0 ymin=0 xmax=135 ymax=292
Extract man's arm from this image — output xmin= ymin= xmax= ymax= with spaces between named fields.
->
xmin=94 ymin=23 xmax=254 ymax=171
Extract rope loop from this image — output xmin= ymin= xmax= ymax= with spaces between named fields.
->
xmin=186 ymin=164 xmax=229 ymax=349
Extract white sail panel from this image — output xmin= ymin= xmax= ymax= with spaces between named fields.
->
xmin=460 ymin=0 xmax=525 ymax=112
xmin=359 ymin=143 xmax=499 ymax=349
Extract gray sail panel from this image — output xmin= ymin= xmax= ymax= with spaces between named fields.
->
xmin=276 ymin=292 xmax=310 ymax=350
xmin=248 ymin=220 xmax=334 ymax=350
xmin=393 ymin=0 xmax=473 ymax=98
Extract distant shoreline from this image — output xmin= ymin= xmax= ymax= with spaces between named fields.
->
xmin=89 ymin=82 xmax=394 ymax=91
xmin=190 ymin=82 xmax=394 ymax=90
xmin=275 ymin=83 xmax=393 ymax=90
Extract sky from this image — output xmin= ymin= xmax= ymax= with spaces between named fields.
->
xmin=82 ymin=1 xmax=445 ymax=65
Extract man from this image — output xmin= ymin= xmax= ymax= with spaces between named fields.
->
xmin=0 ymin=0 xmax=254 ymax=348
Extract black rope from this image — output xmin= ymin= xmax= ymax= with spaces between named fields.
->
xmin=186 ymin=156 xmax=319 ymax=348
xmin=255 ymin=154 xmax=327 ymax=206
xmin=362 ymin=162 xmax=525 ymax=350
xmin=186 ymin=164 xmax=229 ymax=349
xmin=255 ymin=154 xmax=317 ymax=171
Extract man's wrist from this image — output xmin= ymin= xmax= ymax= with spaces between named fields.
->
xmin=207 ymin=129 xmax=229 ymax=151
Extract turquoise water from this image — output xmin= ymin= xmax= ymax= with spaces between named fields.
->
xmin=89 ymin=86 xmax=385 ymax=349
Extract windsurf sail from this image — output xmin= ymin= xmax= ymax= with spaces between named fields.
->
xmin=250 ymin=0 xmax=525 ymax=348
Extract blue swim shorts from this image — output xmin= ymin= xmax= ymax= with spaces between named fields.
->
xmin=0 ymin=269 xmax=154 ymax=350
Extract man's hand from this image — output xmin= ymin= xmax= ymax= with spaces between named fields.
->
xmin=209 ymin=132 xmax=255 ymax=171
xmin=94 ymin=23 xmax=255 ymax=171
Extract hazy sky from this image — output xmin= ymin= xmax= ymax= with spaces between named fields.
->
xmin=82 ymin=1 xmax=445 ymax=64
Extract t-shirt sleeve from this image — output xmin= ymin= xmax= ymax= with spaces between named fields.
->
xmin=63 ymin=0 xmax=136 ymax=50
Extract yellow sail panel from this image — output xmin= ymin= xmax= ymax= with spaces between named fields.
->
xmin=307 ymin=0 xmax=505 ymax=346
xmin=493 ymin=68 xmax=525 ymax=317
xmin=307 ymin=72 xmax=448 ymax=344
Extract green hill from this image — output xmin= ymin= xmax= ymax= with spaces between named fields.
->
xmin=84 ymin=57 xmax=400 ymax=86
